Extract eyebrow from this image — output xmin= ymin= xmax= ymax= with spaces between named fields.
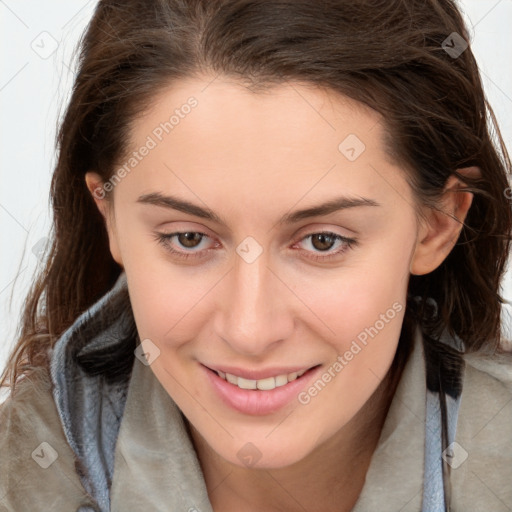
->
xmin=137 ymin=192 xmax=381 ymax=225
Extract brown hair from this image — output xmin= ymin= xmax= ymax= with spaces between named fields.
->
xmin=2 ymin=0 xmax=511 ymax=399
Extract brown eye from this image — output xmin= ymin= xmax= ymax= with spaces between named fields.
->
xmin=177 ymin=232 xmax=204 ymax=248
xmin=295 ymin=231 xmax=358 ymax=262
xmin=310 ymin=233 xmax=337 ymax=251
xmin=155 ymin=230 xmax=213 ymax=260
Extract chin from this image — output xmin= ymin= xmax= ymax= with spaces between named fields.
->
xmin=215 ymin=439 xmax=314 ymax=470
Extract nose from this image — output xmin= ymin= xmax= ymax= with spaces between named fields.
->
xmin=214 ymin=249 xmax=294 ymax=357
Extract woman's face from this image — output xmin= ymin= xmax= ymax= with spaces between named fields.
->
xmin=86 ymin=76 xmax=459 ymax=468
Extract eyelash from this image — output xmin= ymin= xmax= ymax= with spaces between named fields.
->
xmin=154 ymin=230 xmax=358 ymax=262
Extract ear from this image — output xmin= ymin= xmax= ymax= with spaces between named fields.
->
xmin=84 ymin=172 xmax=123 ymax=267
xmin=410 ymin=167 xmax=479 ymax=276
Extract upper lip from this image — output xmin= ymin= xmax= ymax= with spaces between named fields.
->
xmin=203 ymin=364 xmax=318 ymax=380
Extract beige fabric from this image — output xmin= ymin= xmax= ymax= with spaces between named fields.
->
xmin=0 ymin=368 xmax=98 ymax=511
xmin=351 ymin=328 xmax=426 ymax=511
xmin=451 ymin=351 xmax=512 ymax=511
xmin=1 ymin=328 xmax=511 ymax=512
xmin=352 ymin=332 xmax=512 ymax=511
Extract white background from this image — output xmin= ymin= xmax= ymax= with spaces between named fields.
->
xmin=1 ymin=0 xmax=512 ymax=375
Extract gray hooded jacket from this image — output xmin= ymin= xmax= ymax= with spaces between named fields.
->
xmin=1 ymin=271 xmax=511 ymax=511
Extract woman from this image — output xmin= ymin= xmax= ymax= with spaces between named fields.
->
xmin=1 ymin=1 xmax=511 ymax=511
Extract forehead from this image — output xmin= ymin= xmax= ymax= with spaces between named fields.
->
xmin=130 ymin=75 xmax=385 ymax=157
xmin=115 ymin=75 xmax=411 ymax=213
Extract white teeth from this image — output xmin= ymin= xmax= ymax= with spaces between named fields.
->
xmin=216 ymin=368 xmax=309 ymax=390
xmin=237 ymin=377 xmax=257 ymax=390
xmin=274 ymin=374 xmax=288 ymax=387
xmin=256 ymin=377 xmax=276 ymax=391
xmin=226 ymin=373 xmax=238 ymax=385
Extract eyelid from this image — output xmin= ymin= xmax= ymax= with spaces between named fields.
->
xmin=293 ymin=223 xmax=359 ymax=239
xmin=286 ymin=223 xmax=343 ymax=248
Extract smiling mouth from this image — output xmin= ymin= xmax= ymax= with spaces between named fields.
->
xmin=206 ymin=365 xmax=320 ymax=391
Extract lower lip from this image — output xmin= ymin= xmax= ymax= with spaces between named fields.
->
xmin=202 ymin=364 xmax=322 ymax=416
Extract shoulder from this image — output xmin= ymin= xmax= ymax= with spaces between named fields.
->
xmin=461 ymin=348 xmax=512 ymax=413
xmin=450 ymin=349 xmax=512 ymax=510
xmin=0 ymin=366 xmax=97 ymax=511
xmin=463 ymin=348 xmax=512 ymax=391
xmin=459 ymin=348 xmax=512 ymax=437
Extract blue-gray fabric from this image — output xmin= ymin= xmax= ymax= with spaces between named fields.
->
xmin=50 ymin=273 xmax=133 ymax=512
xmin=49 ymin=272 xmax=462 ymax=511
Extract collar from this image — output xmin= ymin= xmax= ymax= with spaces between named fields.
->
xmin=50 ymin=272 xmax=134 ymax=512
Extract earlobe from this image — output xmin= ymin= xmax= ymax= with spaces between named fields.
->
xmin=84 ymin=171 xmax=124 ymax=267
xmin=410 ymin=168 xmax=478 ymax=276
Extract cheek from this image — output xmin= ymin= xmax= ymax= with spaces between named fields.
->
xmin=286 ymin=235 xmax=411 ymax=407
xmin=293 ymin=276 xmax=406 ymax=431
xmin=125 ymin=268 xmax=210 ymax=346
xmin=292 ymin=247 xmax=410 ymax=348
xmin=114 ymin=215 xmax=209 ymax=343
